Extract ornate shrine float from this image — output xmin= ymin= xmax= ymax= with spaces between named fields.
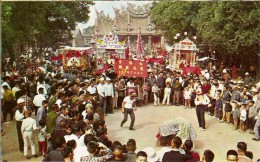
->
xmin=169 ymin=38 xmax=201 ymax=76
xmin=95 ymin=32 xmax=127 ymax=71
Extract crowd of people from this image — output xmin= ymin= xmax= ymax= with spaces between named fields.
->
xmin=1 ymin=57 xmax=260 ymax=162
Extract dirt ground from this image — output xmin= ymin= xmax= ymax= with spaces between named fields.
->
xmin=2 ymin=104 xmax=260 ymax=161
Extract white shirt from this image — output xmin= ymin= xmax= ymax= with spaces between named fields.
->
xmin=184 ymin=89 xmax=192 ymax=99
xmin=15 ymin=109 xmax=25 ymax=121
xmin=87 ymin=86 xmax=96 ymax=94
xmin=73 ymin=145 xmax=89 ymax=162
xmin=12 ymin=87 xmax=20 ymax=98
xmin=21 ymin=117 xmax=38 ymax=132
xmin=164 ymin=87 xmax=171 ymax=95
xmin=55 ymin=99 xmax=62 ymax=108
xmin=240 ymin=109 xmax=247 ymax=121
xmin=127 ymin=82 xmax=135 ymax=87
xmin=97 ymin=83 xmax=105 ymax=97
xmin=81 ymin=110 xmax=87 ymax=119
xmin=105 ymin=83 xmax=114 ymax=97
xmin=157 ymin=147 xmax=172 ymax=162
xmin=37 ymin=84 xmax=47 ymax=95
xmin=123 ymin=96 xmax=136 ymax=109
xmin=33 ymin=94 xmax=46 ymax=107
xmin=2 ymin=82 xmax=11 ymax=90
xmin=195 ymin=94 xmax=210 ymax=105
xmin=38 ymin=126 xmax=46 ymax=142
xmin=204 ymin=72 xmax=210 ymax=80
xmin=64 ymin=134 xmax=80 ymax=145
xmin=152 ymin=86 xmax=159 ymax=93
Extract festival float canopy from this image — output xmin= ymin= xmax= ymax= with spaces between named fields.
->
xmin=169 ymin=38 xmax=198 ymax=70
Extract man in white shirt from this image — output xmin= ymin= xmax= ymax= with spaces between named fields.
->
xmin=105 ymin=78 xmax=114 ymax=114
xmin=33 ymin=88 xmax=46 ymax=115
xmin=87 ymin=81 xmax=97 ymax=95
xmin=121 ymin=92 xmax=137 ymax=130
xmin=195 ymin=88 xmax=210 ymax=131
xmin=21 ymin=110 xmax=38 ymax=159
xmin=97 ymin=78 xmax=106 ymax=113
xmin=127 ymin=79 xmax=135 ymax=87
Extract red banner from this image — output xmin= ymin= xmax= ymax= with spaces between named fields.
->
xmin=182 ymin=67 xmax=201 ymax=76
xmin=114 ymin=59 xmax=148 ymax=77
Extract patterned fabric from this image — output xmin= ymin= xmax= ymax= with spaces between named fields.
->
xmin=80 ymin=154 xmax=112 ymax=162
xmin=20 ymin=95 xmax=33 ymax=108
xmin=159 ymin=118 xmax=197 ymax=141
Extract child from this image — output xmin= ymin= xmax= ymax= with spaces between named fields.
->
xmin=183 ymin=87 xmax=192 ymax=108
xmin=38 ymin=119 xmax=47 ymax=157
xmin=162 ymin=84 xmax=171 ymax=106
xmin=240 ymin=104 xmax=247 ymax=132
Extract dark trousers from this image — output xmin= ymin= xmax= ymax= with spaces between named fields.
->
xmin=121 ymin=108 xmax=135 ymax=129
xmin=196 ymin=105 xmax=206 ymax=129
xmin=35 ymin=106 xmax=40 ymax=116
xmin=248 ymin=117 xmax=256 ymax=130
xmin=210 ymin=99 xmax=216 ymax=115
xmin=16 ymin=121 xmax=24 ymax=152
xmin=106 ymin=96 xmax=113 ymax=113
xmin=38 ymin=141 xmax=47 ymax=155
xmin=117 ymin=96 xmax=124 ymax=108
xmin=3 ymin=101 xmax=14 ymax=121
xmin=99 ymin=95 xmax=106 ymax=114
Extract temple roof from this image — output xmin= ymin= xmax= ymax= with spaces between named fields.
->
xmin=95 ymin=3 xmax=163 ymax=36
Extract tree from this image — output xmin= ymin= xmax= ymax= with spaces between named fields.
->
xmin=1 ymin=1 xmax=94 ymax=60
xmin=194 ymin=2 xmax=260 ymax=67
xmin=150 ymin=1 xmax=260 ymax=67
xmin=150 ymin=1 xmax=201 ymax=44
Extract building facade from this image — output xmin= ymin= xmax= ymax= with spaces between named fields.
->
xmin=94 ymin=3 xmax=165 ymax=53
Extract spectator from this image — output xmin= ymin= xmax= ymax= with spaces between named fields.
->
xmin=124 ymin=139 xmax=137 ymax=162
xmin=43 ymin=136 xmax=66 ymax=161
xmin=183 ymin=140 xmax=200 ymax=162
xmin=162 ymin=136 xmax=192 ymax=162
xmin=136 ymin=151 xmax=148 ymax=162
xmin=237 ymin=142 xmax=252 ymax=162
xmin=201 ymin=150 xmax=214 ymax=162
xmin=226 ymin=150 xmax=238 ymax=162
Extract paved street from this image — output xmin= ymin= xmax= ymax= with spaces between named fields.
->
xmin=2 ymin=104 xmax=260 ymax=161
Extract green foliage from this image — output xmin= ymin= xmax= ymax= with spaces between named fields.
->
xmin=1 ymin=1 xmax=94 ymax=60
xmin=150 ymin=1 xmax=260 ymax=66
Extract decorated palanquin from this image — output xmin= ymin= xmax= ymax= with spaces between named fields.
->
xmin=169 ymin=38 xmax=198 ymax=70
xmin=96 ymin=32 xmax=127 ymax=70
xmin=51 ymin=47 xmax=93 ymax=69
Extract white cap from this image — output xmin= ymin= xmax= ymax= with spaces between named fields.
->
xmin=222 ymin=69 xmax=227 ymax=73
xmin=17 ymin=98 xmax=25 ymax=104
xmin=100 ymin=78 xmax=104 ymax=81
xmin=106 ymin=77 xmax=111 ymax=81
xmin=85 ymin=79 xmax=89 ymax=83
xmin=245 ymin=72 xmax=249 ymax=75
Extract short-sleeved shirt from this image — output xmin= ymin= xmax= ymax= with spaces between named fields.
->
xmin=123 ymin=96 xmax=136 ymax=109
